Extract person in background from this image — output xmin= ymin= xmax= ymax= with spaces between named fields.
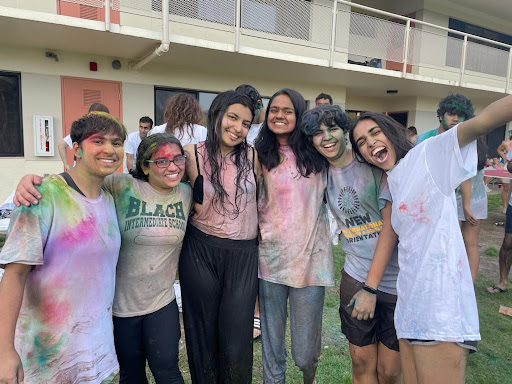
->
xmin=0 ymin=112 xmax=126 ymax=384
xmin=236 ymin=84 xmax=266 ymax=147
xmin=457 ymin=139 xmax=488 ymax=281
xmin=150 ymin=93 xmax=207 ymax=146
xmin=124 ymin=116 xmax=153 ymax=173
xmin=315 ymin=93 xmax=333 ymax=106
xmin=488 ymin=139 xmax=512 ymax=294
xmin=415 ymin=94 xmax=473 ymax=145
xmin=57 ymin=103 xmax=110 ymax=170
xmin=406 ymin=126 xmax=417 ymax=143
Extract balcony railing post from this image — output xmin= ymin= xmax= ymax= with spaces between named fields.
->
xmin=506 ymin=49 xmax=512 ymax=93
xmin=104 ymin=0 xmax=110 ymax=31
xmin=402 ymin=19 xmax=411 ymax=76
xmin=235 ymin=0 xmax=241 ymax=52
xmin=328 ymin=0 xmax=338 ymax=67
xmin=460 ymin=35 xmax=468 ymax=86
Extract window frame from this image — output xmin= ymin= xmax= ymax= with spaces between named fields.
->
xmin=0 ymin=71 xmax=23 ymax=157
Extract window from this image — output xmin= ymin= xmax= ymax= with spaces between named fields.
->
xmin=0 ymin=72 xmax=23 ymax=157
xmin=154 ymin=86 xmax=269 ymax=127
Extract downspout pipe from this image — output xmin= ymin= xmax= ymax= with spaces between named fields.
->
xmin=133 ymin=0 xmax=170 ymax=71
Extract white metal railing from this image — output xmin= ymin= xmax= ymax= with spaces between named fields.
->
xmin=10 ymin=0 xmax=512 ymax=91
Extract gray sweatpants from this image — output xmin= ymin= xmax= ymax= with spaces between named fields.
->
xmin=259 ymin=279 xmax=325 ymax=384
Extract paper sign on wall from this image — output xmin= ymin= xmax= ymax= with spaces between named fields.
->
xmin=34 ymin=116 xmax=54 ymax=156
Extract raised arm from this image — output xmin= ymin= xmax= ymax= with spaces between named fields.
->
xmin=57 ymin=140 xmax=72 ymax=171
xmin=458 ymin=94 xmax=512 ymax=148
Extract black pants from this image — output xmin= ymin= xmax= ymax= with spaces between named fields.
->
xmin=179 ymin=225 xmax=259 ymax=384
xmin=113 ymin=300 xmax=184 ymax=384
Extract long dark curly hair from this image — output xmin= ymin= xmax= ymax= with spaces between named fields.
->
xmin=164 ymin=93 xmax=204 ymax=139
xmin=255 ymin=88 xmax=325 ymax=176
xmin=204 ymin=90 xmax=255 ymax=218
xmin=349 ymin=112 xmax=413 ymax=165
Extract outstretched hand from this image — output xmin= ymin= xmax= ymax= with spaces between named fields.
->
xmin=13 ymin=175 xmax=43 ymax=207
xmin=348 ymin=288 xmax=376 ymax=321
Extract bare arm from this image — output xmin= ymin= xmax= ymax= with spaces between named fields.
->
xmin=349 ymin=201 xmax=398 ymax=320
xmin=126 ymin=153 xmax=134 ymax=173
xmin=57 ymin=140 xmax=72 ymax=171
xmin=458 ymin=94 xmax=512 ymax=147
xmin=0 ymin=263 xmax=31 ymax=383
xmin=460 ymin=179 xmax=478 ymax=226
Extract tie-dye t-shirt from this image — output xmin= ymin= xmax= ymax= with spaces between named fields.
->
xmin=0 ymin=175 xmax=120 ymax=384
xmin=414 ymin=128 xmax=438 ymax=145
xmin=387 ymin=125 xmax=480 ymax=342
xmin=326 ymin=159 xmax=399 ymax=295
xmin=102 ymin=174 xmax=192 ymax=317
xmin=455 ymin=169 xmax=488 ymax=221
xmin=258 ymin=145 xmax=334 ymax=288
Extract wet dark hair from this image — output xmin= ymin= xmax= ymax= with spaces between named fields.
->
xmin=476 ymin=138 xmax=487 ymax=171
xmin=132 ymin=133 xmax=184 ymax=182
xmin=88 ymin=103 xmax=109 ymax=113
xmin=139 ymin=116 xmax=154 ymax=127
xmin=235 ymin=84 xmax=261 ymax=105
xmin=205 ymin=90 xmax=255 ymax=217
xmin=437 ymin=94 xmax=474 ymax=122
xmin=70 ymin=112 xmax=127 ymax=145
xmin=301 ymin=105 xmax=352 ymax=136
xmin=255 ymin=88 xmax=325 ymax=176
xmin=349 ymin=112 xmax=413 ymax=165
xmin=315 ymin=93 xmax=333 ymax=105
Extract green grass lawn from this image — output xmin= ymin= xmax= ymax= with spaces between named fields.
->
xmin=125 ymin=243 xmax=512 ymax=384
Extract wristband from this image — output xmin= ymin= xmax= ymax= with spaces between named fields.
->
xmin=362 ymin=284 xmax=377 ymax=295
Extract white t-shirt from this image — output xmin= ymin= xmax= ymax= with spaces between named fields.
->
xmin=246 ymin=122 xmax=263 ymax=146
xmin=456 ymin=169 xmax=488 ymax=221
xmin=387 ymin=125 xmax=480 ymax=342
xmin=0 ymin=176 xmax=120 ymax=383
xmin=124 ymin=131 xmax=142 ymax=173
xmin=63 ymin=134 xmax=72 ymax=148
xmin=149 ymin=123 xmax=207 ymax=145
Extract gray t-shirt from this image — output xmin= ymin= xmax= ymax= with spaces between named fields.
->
xmin=326 ymin=159 xmax=399 ymax=295
xmin=103 ymin=174 xmax=192 ymax=317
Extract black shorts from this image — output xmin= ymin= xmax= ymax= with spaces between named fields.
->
xmin=339 ymin=269 xmax=399 ymax=351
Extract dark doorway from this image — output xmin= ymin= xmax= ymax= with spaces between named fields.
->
xmin=388 ymin=112 xmax=408 ymax=128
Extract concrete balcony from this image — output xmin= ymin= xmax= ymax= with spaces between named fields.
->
xmin=1 ymin=0 xmax=511 ymax=96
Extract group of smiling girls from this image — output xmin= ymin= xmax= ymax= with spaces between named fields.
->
xmin=13 ymin=88 xmax=512 ymax=384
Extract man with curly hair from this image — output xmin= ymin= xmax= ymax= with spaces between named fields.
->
xmin=415 ymin=93 xmax=474 ymax=145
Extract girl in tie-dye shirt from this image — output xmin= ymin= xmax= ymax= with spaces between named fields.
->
xmin=255 ymin=89 xmax=333 ymax=384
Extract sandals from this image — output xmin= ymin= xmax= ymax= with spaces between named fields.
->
xmin=487 ymin=285 xmax=508 ymax=294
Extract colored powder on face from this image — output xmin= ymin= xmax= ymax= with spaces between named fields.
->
xmin=78 ymin=150 xmax=83 ymax=157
